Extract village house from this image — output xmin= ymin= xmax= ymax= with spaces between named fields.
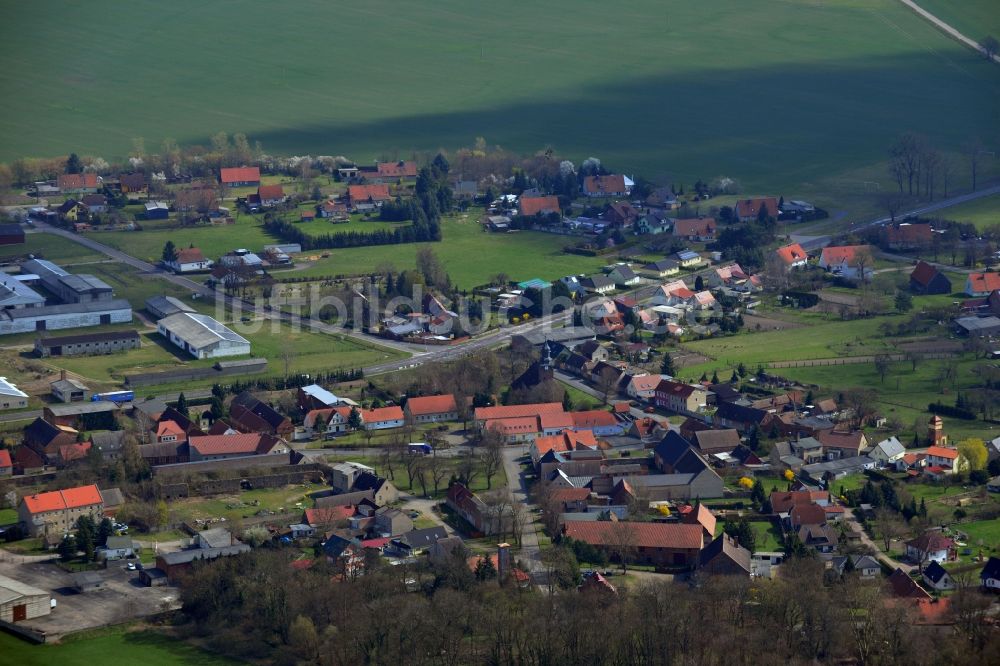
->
xmin=606 ymin=201 xmax=640 ymax=227
xmin=965 ymin=272 xmax=1000 ymax=297
xmin=582 ymin=174 xmax=632 ymax=198
xmin=375 ymin=160 xmax=418 ymax=180
xmin=347 ymin=184 xmax=391 ymax=211
xmin=606 ymin=264 xmax=641 ymax=287
xmin=18 ymin=484 xmax=104 ymax=538
xmin=735 ymin=197 xmax=779 ymax=222
xmin=187 ymin=433 xmax=289 ymax=462
xmin=922 ymin=561 xmax=955 ymax=591
xmin=220 ymin=167 xmax=261 ymax=187
xmin=981 ymin=557 xmax=1000 ymax=591
xmin=0 ymin=449 xmax=12 ymax=477
xmin=165 ymin=246 xmax=213 ymax=273
xmin=869 ymin=436 xmax=906 ymax=467
xmin=655 ymin=379 xmax=711 ymax=416
xmin=634 ymin=213 xmax=672 ymax=236
xmin=885 ymin=222 xmax=932 ymax=250
xmin=675 ymin=250 xmax=702 ymax=268
xmin=817 ymin=430 xmax=868 ymax=459
xmin=118 ymin=172 xmax=147 ymax=195
xmin=229 ymin=392 xmax=294 ymax=437
xmin=361 ymin=406 xmax=404 ymax=430
xmin=518 ymin=195 xmax=560 ymax=217
xmin=446 ymin=483 xmax=508 ymax=536
xmin=563 ymin=521 xmax=703 ymax=567
xmin=251 ymin=184 xmax=286 ymax=208
xmin=404 ymin=394 xmax=458 ymax=423
xmin=818 ymin=245 xmax=874 ymax=282
xmin=775 ymin=243 xmax=808 ymax=270
xmin=909 ymin=261 xmax=951 ymax=295
xmin=906 ymin=532 xmax=955 ymax=564
xmin=57 ymin=173 xmax=100 ymax=193
xmin=672 ymin=217 xmax=717 ymax=242
xmin=924 ymin=446 xmax=960 ymax=474
xmin=698 ymin=534 xmax=752 ymax=576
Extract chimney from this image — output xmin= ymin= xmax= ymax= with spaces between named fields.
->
xmin=60 ymin=369 xmax=66 ymax=381
xmin=497 ymin=542 xmax=510 ymax=583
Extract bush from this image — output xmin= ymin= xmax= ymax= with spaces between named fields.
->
xmin=927 ymin=402 xmax=976 ymax=420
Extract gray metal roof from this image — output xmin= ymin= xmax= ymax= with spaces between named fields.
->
xmin=145 ymin=295 xmax=194 ymax=318
xmin=47 ymin=401 xmax=120 ymax=416
xmin=158 ymin=312 xmax=249 ymax=350
xmin=5 ymin=298 xmax=132 ymax=319
xmin=0 ymin=273 xmax=45 ymax=307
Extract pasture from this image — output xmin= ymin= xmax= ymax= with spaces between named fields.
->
xmin=0 ymin=628 xmax=238 ymax=666
xmin=1 ymin=1 xmax=997 ymax=220
xmin=927 ymin=192 xmax=1000 ymax=231
xmin=915 ymin=0 xmax=1000 ymax=44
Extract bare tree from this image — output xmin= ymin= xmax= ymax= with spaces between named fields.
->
xmin=456 ymin=450 xmax=481 ymax=489
xmin=980 ymin=35 xmax=999 ymax=60
xmin=428 ymin=449 xmax=450 ymax=495
xmin=873 ymin=508 xmax=906 ymax=552
xmin=478 ymin=428 xmax=505 ymax=489
xmin=966 ymin=138 xmax=984 ymax=192
xmin=874 ymin=353 xmax=892 ymax=384
xmin=607 ymin=519 xmax=637 ymax=573
xmin=597 ymin=371 xmax=618 ymax=405
xmin=879 ymin=192 xmax=906 ymax=223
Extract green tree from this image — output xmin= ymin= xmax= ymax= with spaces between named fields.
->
xmin=958 ymin=438 xmax=988 ymax=471
xmin=894 ymin=290 xmax=913 ymax=313
xmin=176 ymin=392 xmax=189 ymax=416
xmin=660 ymin=352 xmax=675 ymax=376
xmin=474 ymin=555 xmax=497 ymax=581
xmin=65 ymin=152 xmax=83 ymax=174
xmin=75 ymin=515 xmax=96 ymax=561
xmin=58 ymin=534 xmax=77 ymax=561
xmin=348 ymin=406 xmax=363 ymax=430
xmin=97 ymin=517 xmax=114 ymax=547
xmin=723 ymin=516 xmax=756 ymax=553
xmin=162 ymin=240 xmax=178 ymax=263
xmin=209 ymin=396 xmax=226 ymax=419
xmin=751 ymin=478 xmax=766 ymax=506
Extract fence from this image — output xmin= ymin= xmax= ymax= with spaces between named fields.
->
xmin=767 ymin=352 xmax=957 ymax=369
xmin=125 ymin=359 xmax=268 ymax=388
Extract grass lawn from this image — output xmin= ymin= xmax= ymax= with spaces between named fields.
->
xmin=914 ymin=0 xmax=1000 ymax=43
xmin=0 ymin=627 xmax=239 ymax=666
xmin=32 ymin=321 xmax=404 ymax=391
xmin=287 ymin=212 xmax=608 ymax=288
xmin=0 ymin=507 xmax=17 ymax=524
xmin=167 ymin=484 xmax=324 ymax=524
xmin=957 ymin=519 xmax=1000 ymax=552
xmin=1 ymin=232 xmax=105 ymax=264
xmin=98 ymin=216 xmax=278 ymax=263
xmin=921 ymin=192 xmax=1000 ymax=231
xmin=1 ymin=1 xmax=996 ymax=222
xmin=559 ymin=381 xmax=598 ymax=411
xmin=750 ymin=520 xmax=784 ymax=553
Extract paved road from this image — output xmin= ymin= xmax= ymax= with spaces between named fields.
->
xmin=899 ymin=0 xmax=1000 ymax=64
xmin=501 ymin=447 xmax=545 ymax=580
xmin=844 ymin=512 xmax=914 ymax=573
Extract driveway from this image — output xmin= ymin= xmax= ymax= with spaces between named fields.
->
xmin=501 ymin=447 xmax=545 ymax=580
xmin=0 ymin=551 xmax=179 ymax=639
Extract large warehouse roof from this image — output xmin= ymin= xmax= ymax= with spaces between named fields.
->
xmin=159 ymin=312 xmax=249 ymax=349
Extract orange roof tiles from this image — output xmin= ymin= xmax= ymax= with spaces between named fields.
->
xmin=967 ymin=272 xmax=1000 ymax=294
xmin=475 ymin=403 xmax=563 ymax=421
xmin=672 ymin=218 xmax=716 ymax=237
xmin=735 ymin=197 xmax=778 ymax=219
xmin=926 ymin=446 xmax=958 ymax=460
xmin=22 ymin=484 xmax=103 ymax=514
xmin=258 ymin=184 xmax=285 ymax=200
xmin=486 ymin=417 xmax=539 ymax=435
xmin=570 ymin=410 xmax=619 ymax=428
xmin=348 ymin=184 xmax=391 ymax=201
xmin=0 ymin=449 xmax=11 ymax=468
xmin=363 ymin=406 xmax=404 ymax=423
xmin=405 ymin=394 xmax=458 ymax=416
xmin=220 ymin=166 xmax=260 ymax=184
xmin=776 ymin=243 xmax=807 ymax=265
xmin=583 ymin=175 xmax=628 ymax=195
xmin=564 ymin=521 xmax=703 ymax=550
xmin=519 ymin=195 xmax=560 ymax=216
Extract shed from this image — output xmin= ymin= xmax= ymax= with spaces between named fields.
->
xmin=72 ymin=570 xmax=106 ymax=592
xmin=139 ymin=567 xmax=169 ymax=587
xmin=0 ymin=573 xmax=51 ymax=622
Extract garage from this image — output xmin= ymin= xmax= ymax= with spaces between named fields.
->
xmin=0 ymin=574 xmax=51 ymax=623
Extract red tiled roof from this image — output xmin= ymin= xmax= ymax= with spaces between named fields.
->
xmin=735 ymin=197 xmax=778 ymax=219
xmin=58 ymin=441 xmax=92 ymax=463
xmin=57 ymin=173 xmax=99 ymax=189
xmin=910 ymin=261 xmax=940 ymax=287
xmin=967 ymin=272 xmax=1000 ymax=294
xmin=776 ymin=243 xmax=807 ymax=265
xmin=820 ymin=245 xmax=870 ymax=267
xmin=887 ymin=568 xmax=931 ymax=599
xmin=486 ymin=417 xmax=538 ymax=435
xmin=550 ymin=487 xmax=592 ymax=502
xmin=655 ymin=379 xmax=698 ymax=398
xmin=790 ymin=503 xmax=827 ymax=527
xmin=466 ymin=554 xmax=530 ymax=581
xmin=22 ymin=484 xmax=102 ymax=514
xmin=907 ymin=532 xmax=954 ymax=552
xmin=671 ymin=287 xmax=695 ymax=299
xmin=305 ymin=506 xmax=354 ymax=525
xmin=0 ymin=449 xmax=11 ymax=468
xmin=475 ymin=403 xmax=563 ymax=421
xmin=405 ymin=394 xmax=457 ymax=416
xmin=817 ymin=430 xmax=865 ymax=450
xmin=682 ymin=503 xmax=716 ymax=536
xmin=570 ymin=410 xmax=619 ymax=428
xmin=583 ymin=175 xmax=627 ymax=195
xmin=926 ymin=446 xmax=958 ymax=460
xmin=538 ymin=412 xmax=575 ymax=430
xmin=220 ymin=167 xmax=260 ymax=184
xmin=258 ymin=184 xmax=285 ymax=200
xmin=886 ymin=223 xmax=932 ymax=244
xmin=363 ymin=406 xmax=404 ymax=423
xmin=672 ymin=218 xmax=716 ymax=237
xmin=175 ymin=247 xmax=205 ymax=264
xmin=348 ymin=184 xmax=391 ymax=201
xmin=156 ymin=420 xmax=186 ymax=438
xmin=361 ymin=537 xmax=391 ymax=549
xmin=189 ymin=433 xmax=268 ymax=456
xmin=376 ymin=161 xmax=417 ymax=178
xmin=769 ymin=490 xmax=830 ymax=514
xmin=304 ymin=406 xmax=352 ymax=429
xmin=564 ymin=521 xmax=703 ymax=550
xmin=519 ymin=195 xmax=560 ymax=216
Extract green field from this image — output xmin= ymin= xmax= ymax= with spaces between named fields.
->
xmin=958 ymin=519 xmax=1000 ymax=551
xmin=0 ymin=233 xmax=105 ymax=264
xmin=98 ymin=217 xmax=278 ymax=264
xmin=0 ymin=628 xmax=238 ymax=666
xmin=27 ymin=322 xmax=403 ymax=390
xmin=927 ymin=193 xmax=1000 ymax=231
xmin=914 ymin=0 xmax=1000 ymax=45
xmin=1 ymin=1 xmax=997 ymax=220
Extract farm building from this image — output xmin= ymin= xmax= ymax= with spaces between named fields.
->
xmin=0 ymin=377 xmax=28 ymax=410
xmin=144 ymin=295 xmax=195 ymax=320
xmin=157 ymin=312 xmax=250 ymax=359
xmin=0 ymin=299 xmax=133 ymax=335
xmin=144 ymin=201 xmax=169 ymax=219
xmin=164 ymin=247 xmax=212 ymax=273
xmin=18 ymin=484 xmax=105 ymax=538
xmin=0 ymin=223 xmax=25 ymax=245
xmin=23 ymin=259 xmax=114 ymax=304
xmin=50 ymin=376 xmax=89 ymax=403
xmin=0 ymin=574 xmax=50 ymax=623
xmin=34 ymin=330 xmax=141 ymax=357
xmin=0 ymin=273 xmax=46 ymax=311
xmin=910 ymin=261 xmax=951 ymax=295
xmin=220 ymin=166 xmax=261 ymax=187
